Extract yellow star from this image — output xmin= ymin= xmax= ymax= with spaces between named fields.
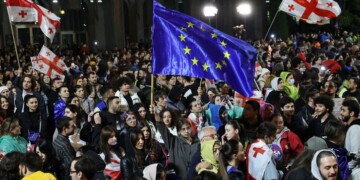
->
xmin=181 ymin=26 xmax=187 ymax=31
xmin=224 ymin=51 xmax=230 ymax=59
xmin=221 ymin=40 xmax=227 ymax=47
xmin=184 ymin=46 xmax=191 ymax=55
xmin=222 ymin=60 xmax=227 ymax=66
xmin=215 ymin=62 xmax=222 ymax=70
xmin=192 ymin=57 xmax=199 ymax=65
xmin=187 ymin=22 xmax=194 ymax=28
xmin=202 ymin=63 xmax=209 ymax=71
xmin=211 ymin=33 xmax=218 ymax=38
xmin=179 ymin=34 xmax=186 ymax=42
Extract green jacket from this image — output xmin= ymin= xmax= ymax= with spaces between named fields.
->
xmin=280 ymin=72 xmax=299 ymax=101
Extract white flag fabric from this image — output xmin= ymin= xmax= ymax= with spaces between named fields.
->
xmin=279 ymin=0 xmax=341 ymax=24
xmin=31 ymin=46 xmax=66 ymax=80
xmin=246 ymin=139 xmax=273 ymax=180
xmin=6 ymin=0 xmax=61 ymax=42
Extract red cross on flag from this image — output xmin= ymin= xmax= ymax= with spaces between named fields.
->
xmin=246 ymin=139 xmax=273 ymax=180
xmin=279 ymin=0 xmax=341 ymax=24
xmin=6 ymin=0 xmax=61 ymax=42
xmin=31 ymin=46 xmax=66 ymax=80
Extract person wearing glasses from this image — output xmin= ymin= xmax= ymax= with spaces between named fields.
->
xmin=69 ymin=156 xmax=97 ymax=180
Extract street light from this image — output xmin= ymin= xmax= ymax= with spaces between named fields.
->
xmin=236 ymin=3 xmax=251 ymax=15
xmin=203 ymin=5 xmax=218 ymax=25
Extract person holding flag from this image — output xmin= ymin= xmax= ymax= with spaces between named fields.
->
xmin=246 ymin=122 xmax=283 ymax=180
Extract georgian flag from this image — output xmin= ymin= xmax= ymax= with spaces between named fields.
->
xmin=279 ymin=0 xmax=341 ymax=24
xmin=246 ymin=139 xmax=273 ymax=180
xmin=31 ymin=46 xmax=66 ymax=80
xmin=6 ymin=0 xmax=61 ymax=42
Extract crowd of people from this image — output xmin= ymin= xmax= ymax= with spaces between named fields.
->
xmin=0 ymin=29 xmax=359 ymax=180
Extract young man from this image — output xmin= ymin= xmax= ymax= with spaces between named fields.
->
xmin=19 ymin=152 xmax=56 ymax=180
xmin=308 ymin=95 xmax=337 ymax=139
xmin=341 ymin=99 xmax=360 ymax=171
xmin=311 ymin=150 xmax=339 ymax=180
xmin=53 ymin=116 xmax=76 ymax=179
xmin=70 ymin=156 xmax=97 ymax=180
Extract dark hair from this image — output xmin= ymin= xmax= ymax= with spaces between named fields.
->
xmin=0 ymin=152 xmax=24 ymax=180
xmin=138 ymin=120 xmax=151 ymax=140
xmin=100 ymin=126 xmax=122 ymax=163
xmin=221 ymin=139 xmax=240 ymax=163
xmin=176 ymin=118 xmax=191 ymax=133
xmin=159 ymin=108 xmax=177 ymax=128
xmin=21 ymin=75 xmax=35 ymax=90
xmin=316 ymin=151 xmax=337 ymax=167
xmin=156 ymin=164 xmax=165 ymax=180
xmin=314 ymin=95 xmax=334 ymax=113
xmin=305 ymin=87 xmax=320 ymax=102
xmin=133 ymin=103 xmax=148 ymax=121
xmin=34 ymin=139 xmax=51 ymax=162
xmin=0 ymin=95 xmax=12 ymax=119
xmin=225 ymin=120 xmax=241 ymax=134
xmin=73 ymin=85 xmax=83 ymax=94
xmin=74 ymin=156 xmax=97 ymax=180
xmin=56 ymin=85 xmax=68 ymax=94
xmin=56 ymin=116 xmax=73 ymax=132
xmin=245 ymin=100 xmax=260 ymax=112
xmin=291 ymin=56 xmax=303 ymax=69
xmin=342 ymin=99 xmax=360 ymax=117
xmin=116 ymin=77 xmax=131 ymax=89
xmin=106 ymin=96 xmax=119 ymax=108
xmin=65 ymin=104 xmax=83 ymax=126
xmin=24 ymin=94 xmax=38 ymax=112
xmin=287 ymin=149 xmax=316 ymax=176
xmin=154 ymin=91 xmax=166 ymax=102
xmin=256 ymin=122 xmax=277 ymax=139
xmin=51 ymin=77 xmax=62 ymax=87
xmin=195 ymin=171 xmax=222 ymax=180
xmin=19 ymin=152 xmax=43 ymax=172
xmin=324 ymin=120 xmax=346 ymax=141
xmin=279 ymin=96 xmax=295 ymax=108
xmin=349 ymin=77 xmax=360 ymax=90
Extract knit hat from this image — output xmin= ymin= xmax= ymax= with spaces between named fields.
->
xmin=305 ymin=136 xmax=328 ymax=151
xmin=260 ymin=68 xmax=270 ymax=78
xmin=0 ymin=86 xmax=9 ymax=93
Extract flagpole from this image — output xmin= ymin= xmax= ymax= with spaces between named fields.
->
xmin=264 ymin=9 xmax=280 ymax=40
xmin=6 ymin=8 xmax=21 ymax=68
xmin=150 ymin=74 xmax=155 ymax=114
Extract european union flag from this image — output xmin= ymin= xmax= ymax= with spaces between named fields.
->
xmin=152 ymin=1 xmax=258 ymax=97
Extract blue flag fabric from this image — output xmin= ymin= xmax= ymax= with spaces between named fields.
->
xmin=152 ymin=1 xmax=258 ymax=97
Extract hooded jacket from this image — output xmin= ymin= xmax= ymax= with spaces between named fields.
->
xmin=199 ymin=140 xmax=219 ymax=174
xmin=311 ymin=149 xmax=340 ymax=180
xmin=280 ymin=72 xmax=299 ymax=101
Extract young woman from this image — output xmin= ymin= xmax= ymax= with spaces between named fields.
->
xmin=119 ymin=111 xmax=138 ymax=149
xmin=155 ymin=111 xmax=199 ymax=179
xmin=0 ymin=95 xmax=13 ymax=123
xmin=121 ymin=128 xmax=149 ymax=179
xmin=64 ymin=104 xmax=87 ymax=149
xmin=138 ymin=121 xmax=167 ymax=167
xmin=18 ymin=95 xmax=47 ymax=142
xmin=99 ymin=125 xmax=125 ymax=180
xmin=218 ymin=139 xmax=246 ymax=180
xmin=54 ymin=86 xmax=70 ymax=122
xmin=0 ymin=118 xmax=28 ymax=154
xmin=271 ymin=113 xmax=304 ymax=172
xmin=134 ymin=103 xmax=156 ymax=139
xmin=155 ymin=109 xmax=178 ymax=144
xmin=221 ymin=120 xmax=242 ymax=144
xmin=34 ymin=139 xmax=55 ymax=173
